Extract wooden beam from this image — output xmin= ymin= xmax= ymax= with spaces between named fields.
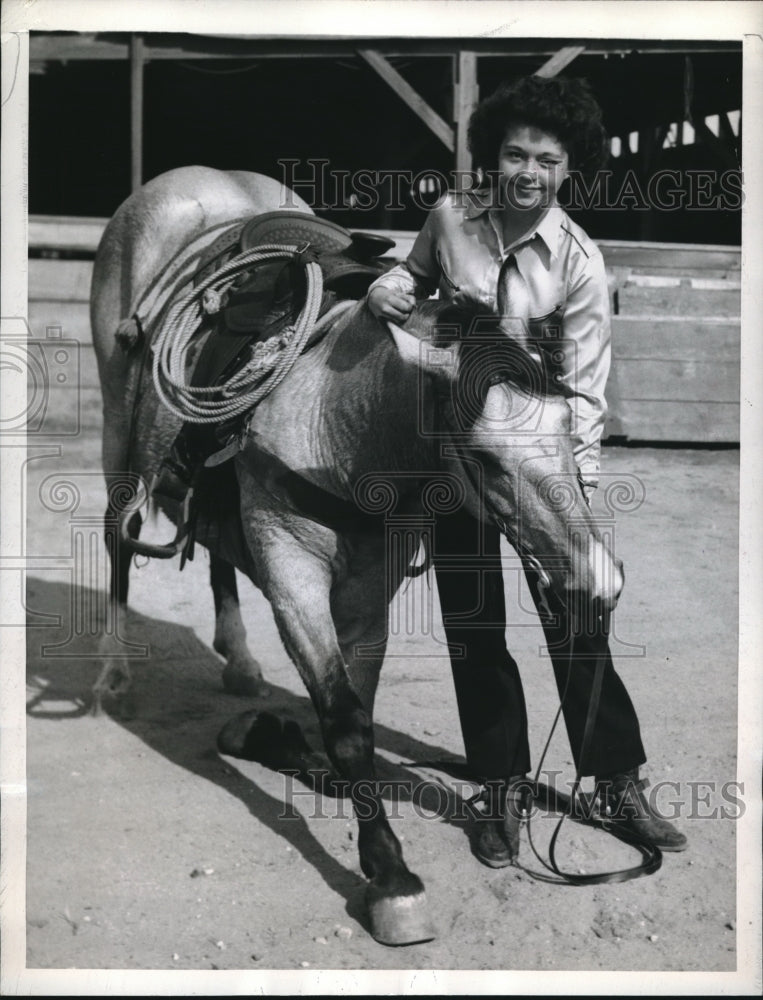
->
xmin=534 ymin=45 xmax=586 ymax=78
xmin=26 ymin=217 xmax=743 ymax=276
xmin=455 ymin=51 xmax=478 ymax=175
xmin=130 ymin=34 xmax=144 ymax=192
xmin=28 ymin=34 xmax=742 ymax=63
xmin=358 ymin=49 xmax=454 ymax=152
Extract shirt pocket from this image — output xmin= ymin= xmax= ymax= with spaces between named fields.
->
xmin=528 ymin=303 xmax=565 ymax=341
xmin=528 ymin=303 xmax=568 ymax=383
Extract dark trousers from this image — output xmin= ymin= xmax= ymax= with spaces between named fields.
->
xmin=432 ymin=507 xmax=646 ymax=780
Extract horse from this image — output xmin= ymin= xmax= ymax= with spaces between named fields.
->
xmin=91 ymin=166 xmax=623 ymax=946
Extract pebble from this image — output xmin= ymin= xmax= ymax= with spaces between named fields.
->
xmin=649 ymin=933 xmax=659 ymax=942
xmin=725 ymin=920 xmax=735 ymax=931
xmin=314 ymin=936 xmax=328 ymax=945
xmin=300 ymin=960 xmax=310 ymax=967
xmin=335 ymin=925 xmax=353 ymax=940
xmin=172 ymin=953 xmax=179 ymax=962
xmin=215 ymin=940 xmax=226 ymax=950
xmin=423 ymin=728 xmax=439 ymax=736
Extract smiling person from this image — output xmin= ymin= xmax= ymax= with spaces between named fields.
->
xmin=367 ymin=75 xmax=687 ymax=866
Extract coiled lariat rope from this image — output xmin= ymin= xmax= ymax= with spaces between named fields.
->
xmin=152 ymin=244 xmax=324 ymax=424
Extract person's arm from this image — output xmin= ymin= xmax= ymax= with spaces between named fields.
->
xmin=367 ymin=211 xmax=441 ymax=320
xmin=559 ymin=249 xmax=611 ymax=495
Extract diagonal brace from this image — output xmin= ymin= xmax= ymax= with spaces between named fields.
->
xmin=358 ymin=48 xmax=455 ymax=151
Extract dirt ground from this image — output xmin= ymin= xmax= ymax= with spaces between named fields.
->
xmin=22 ymin=429 xmax=741 ymax=977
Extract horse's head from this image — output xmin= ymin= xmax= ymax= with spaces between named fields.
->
xmin=387 ymin=298 xmax=623 ymax=616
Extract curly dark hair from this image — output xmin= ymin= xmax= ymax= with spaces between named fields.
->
xmin=467 ymin=75 xmax=609 ymax=178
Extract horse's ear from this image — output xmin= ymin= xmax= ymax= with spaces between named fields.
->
xmin=386 ymin=321 xmax=460 ymax=381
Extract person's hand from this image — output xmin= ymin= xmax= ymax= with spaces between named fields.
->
xmin=367 ymin=286 xmax=417 ymax=323
xmin=577 ymin=471 xmax=597 ymax=506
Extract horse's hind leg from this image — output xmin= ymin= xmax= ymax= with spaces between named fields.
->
xmin=210 ymin=554 xmax=267 ymax=697
xmin=92 ymin=485 xmax=142 ymax=714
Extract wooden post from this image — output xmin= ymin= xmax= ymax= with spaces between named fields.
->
xmin=454 ymin=51 xmax=478 ymax=177
xmin=639 ymin=127 xmax=656 ymax=240
xmin=130 ymin=34 xmax=144 ymax=192
xmin=719 ymin=111 xmax=740 ymax=164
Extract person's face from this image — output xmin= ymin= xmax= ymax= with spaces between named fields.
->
xmin=497 ymin=124 xmax=570 ymax=211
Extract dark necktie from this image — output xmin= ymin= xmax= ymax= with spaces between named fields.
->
xmin=497 ymin=253 xmax=531 ymax=343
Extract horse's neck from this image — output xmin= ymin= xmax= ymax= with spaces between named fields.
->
xmin=317 ymin=311 xmax=437 ymax=487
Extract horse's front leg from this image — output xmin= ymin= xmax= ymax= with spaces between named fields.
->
xmin=210 ymin=554 xmax=268 ymax=697
xmin=331 ymin=534 xmax=396 ymax=717
xmin=242 ymin=508 xmax=435 ymax=945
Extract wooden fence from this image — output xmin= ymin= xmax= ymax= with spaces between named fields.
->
xmin=27 ymin=216 xmax=740 ymax=442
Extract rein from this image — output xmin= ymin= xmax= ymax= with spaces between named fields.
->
xmin=433 ymin=384 xmax=660 ymax=884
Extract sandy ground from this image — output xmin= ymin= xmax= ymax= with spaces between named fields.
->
xmin=22 ymin=429 xmax=740 ymax=975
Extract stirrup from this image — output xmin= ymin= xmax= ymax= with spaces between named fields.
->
xmin=120 ymin=482 xmax=195 ymax=560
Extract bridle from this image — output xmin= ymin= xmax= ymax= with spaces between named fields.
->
xmin=433 ymin=378 xmax=661 ymax=884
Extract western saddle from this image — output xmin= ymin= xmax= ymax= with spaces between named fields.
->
xmin=140 ymin=210 xmax=395 ymax=563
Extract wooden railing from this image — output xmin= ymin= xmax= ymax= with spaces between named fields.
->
xmin=27 ymin=216 xmax=741 ymax=442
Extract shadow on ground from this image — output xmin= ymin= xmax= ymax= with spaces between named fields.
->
xmin=25 ymin=576 xmax=482 ymax=931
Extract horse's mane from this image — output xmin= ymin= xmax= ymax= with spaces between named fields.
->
xmin=405 ymin=298 xmax=568 ymax=401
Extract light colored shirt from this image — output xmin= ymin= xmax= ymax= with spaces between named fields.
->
xmin=369 ymin=192 xmax=611 ymax=483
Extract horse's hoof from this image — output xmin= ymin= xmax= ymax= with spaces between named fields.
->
xmin=366 ymin=889 xmax=436 ymax=946
xmin=222 ymin=663 xmax=269 ymax=698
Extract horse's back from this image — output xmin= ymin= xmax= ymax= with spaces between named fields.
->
xmin=92 ymin=167 xmax=311 ymax=470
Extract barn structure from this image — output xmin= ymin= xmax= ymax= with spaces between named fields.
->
xmin=27 ymin=32 xmax=742 ymax=443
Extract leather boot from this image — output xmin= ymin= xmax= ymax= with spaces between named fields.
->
xmin=597 ymin=767 xmax=688 ymax=852
xmin=472 ymin=776 xmax=532 ymax=868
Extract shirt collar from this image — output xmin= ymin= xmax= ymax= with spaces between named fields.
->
xmin=464 ymin=192 xmax=565 ymax=259
xmin=532 ymin=205 xmax=565 ymax=259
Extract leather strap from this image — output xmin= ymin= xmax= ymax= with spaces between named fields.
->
xmin=529 ymin=611 xmax=662 ymax=885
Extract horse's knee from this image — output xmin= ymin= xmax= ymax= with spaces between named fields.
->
xmin=322 ymin=694 xmax=374 ymax=775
